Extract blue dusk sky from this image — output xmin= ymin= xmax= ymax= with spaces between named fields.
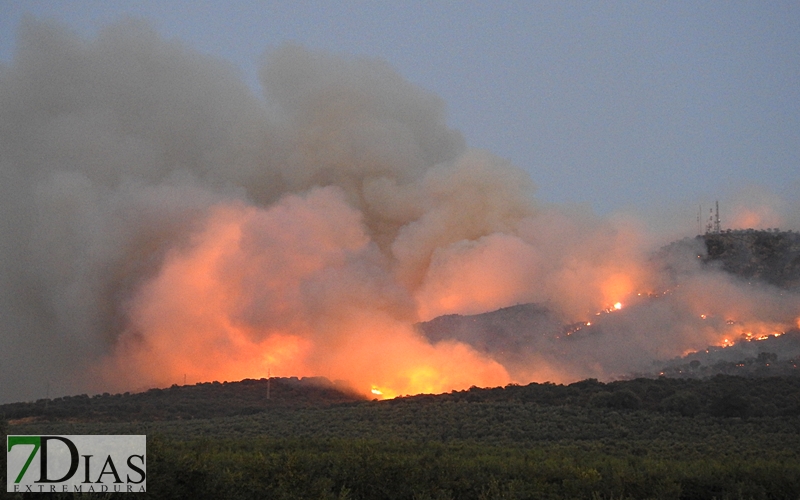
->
xmin=2 ymin=1 xmax=798 ymax=222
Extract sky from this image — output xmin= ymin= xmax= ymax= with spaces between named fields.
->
xmin=1 ymin=1 xmax=799 ymax=220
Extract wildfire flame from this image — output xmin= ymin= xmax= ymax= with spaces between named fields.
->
xmin=101 ymin=192 xmax=511 ymax=398
xmin=706 ymin=317 xmax=794 ymax=350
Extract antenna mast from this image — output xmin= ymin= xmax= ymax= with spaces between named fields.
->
xmin=697 ymin=204 xmax=702 ymax=235
xmin=703 ymin=200 xmax=722 ymax=234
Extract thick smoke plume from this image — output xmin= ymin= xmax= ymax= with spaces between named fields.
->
xmin=1 ymin=20 xmax=798 ymax=402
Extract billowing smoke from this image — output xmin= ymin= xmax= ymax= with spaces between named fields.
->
xmin=1 ymin=20 xmax=798 ymax=403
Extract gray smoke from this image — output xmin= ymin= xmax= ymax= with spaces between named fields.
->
xmin=1 ymin=19 xmax=798 ymax=403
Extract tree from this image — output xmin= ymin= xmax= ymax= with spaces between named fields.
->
xmin=661 ymin=391 xmax=701 ymax=417
xmin=589 ymin=390 xmax=641 ymax=410
xmin=710 ymin=393 xmax=751 ymax=419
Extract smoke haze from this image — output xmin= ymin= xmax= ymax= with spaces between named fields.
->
xmin=1 ymin=20 xmax=798 ymax=402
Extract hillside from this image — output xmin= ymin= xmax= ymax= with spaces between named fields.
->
xmin=5 ymin=371 xmax=800 ymax=425
xmin=420 ymin=303 xmax=560 ymax=371
xmin=419 ymin=229 xmax=800 ymax=381
xmin=701 ymin=229 xmax=800 ymax=289
xmin=1 ymin=377 xmax=363 ymax=424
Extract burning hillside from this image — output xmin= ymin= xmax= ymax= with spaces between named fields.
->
xmin=419 ymin=230 xmax=800 ymax=382
xmin=1 ymin=20 xmax=798 ymax=403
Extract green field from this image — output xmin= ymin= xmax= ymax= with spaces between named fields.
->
xmin=4 ymin=376 xmax=800 ymax=499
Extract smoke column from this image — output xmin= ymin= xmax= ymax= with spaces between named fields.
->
xmin=1 ymin=20 xmax=798 ymax=402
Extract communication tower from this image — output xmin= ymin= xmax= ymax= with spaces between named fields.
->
xmin=704 ymin=201 xmax=722 ymax=234
xmin=697 ymin=205 xmax=702 ymax=235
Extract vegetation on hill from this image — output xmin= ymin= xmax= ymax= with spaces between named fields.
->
xmin=5 ymin=374 xmax=800 ymax=424
xmin=701 ymin=229 xmax=800 ymax=289
xmin=1 ymin=377 xmax=363 ymax=424
xmin=655 ymin=334 xmax=800 ymax=379
xmin=418 ymin=229 xmax=800 ymax=384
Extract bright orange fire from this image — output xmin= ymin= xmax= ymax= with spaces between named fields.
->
xmin=96 ymin=184 xmax=798 ymax=399
xmin=601 ymin=273 xmax=634 ymax=309
xmin=102 ymin=191 xmax=510 ymax=398
xmin=704 ymin=317 xmax=794 ymax=349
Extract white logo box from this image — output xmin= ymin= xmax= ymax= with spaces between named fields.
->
xmin=7 ymin=435 xmax=146 ymax=493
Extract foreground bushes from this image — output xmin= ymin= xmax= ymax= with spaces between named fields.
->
xmin=142 ymin=437 xmax=800 ymax=500
xmin=6 ymin=375 xmax=800 ymax=499
xmin=6 ymin=432 xmax=798 ymax=499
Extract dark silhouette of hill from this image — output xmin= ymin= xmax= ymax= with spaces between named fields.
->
xmin=420 ymin=303 xmax=561 ymax=371
xmin=1 ymin=377 xmax=364 ymax=423
xmin=663 ymin=229 xmax=800 ymax=289
xmin=702 ymin=229 xmax=800 ymax=289
xmin=5 ymin=373 xmax=800 ymax=425
xmin=397 ymin=374 xmax=800 ymax=418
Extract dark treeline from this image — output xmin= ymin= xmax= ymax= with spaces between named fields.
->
xmin=4 ymin=374 xmax=800 ymax=423
xmin=414 ymin=375 xmax=800 ymax=418
xmin=1 ymin=376 xmax=364 ymax=423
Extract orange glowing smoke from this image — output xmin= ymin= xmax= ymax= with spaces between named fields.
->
xmin=96 ymin=182 xmax=800 ymax=396
xmin=602 ymin=274 xmax=632 ymax=309
xmin=729 ymin=208 xmax=781 ymax=230
xmin=100 ymin=179 xmax=664 ymax=396
xmin=102 ymin=188 xmax=509 ymax=398
xmin=725 ymin=188 xmax=787 ymax=230
xmin=414 ymin=233 xmax=540 ymax=320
